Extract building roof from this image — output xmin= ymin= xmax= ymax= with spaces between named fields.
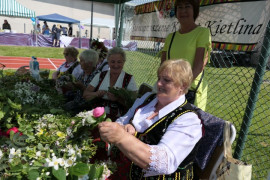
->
xmin=0 ymin=0 xmax=35 ymax=18
xmin=36 ymin=13 xmax=80 ymax=24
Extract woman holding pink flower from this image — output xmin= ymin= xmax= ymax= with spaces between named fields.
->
xmin=99 ymin=60 xmax=203 ymax=179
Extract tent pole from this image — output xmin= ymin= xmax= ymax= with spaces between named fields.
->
xmin=79 ymin=23 xmax=82 ymax=48
xmin=90 ymin=0 xmax=93 ymax=48
xmin=115 ymin=4 xmax=119 ymax=44
xmin=35 ymin=18 xmax=38 ymax=47
xmin=117 ymin=3 xmax=125 ymax=48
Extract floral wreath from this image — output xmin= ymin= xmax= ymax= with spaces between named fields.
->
xmin=91 ymin=39 xmax=108 ymax=59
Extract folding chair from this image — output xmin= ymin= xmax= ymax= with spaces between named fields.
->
xmin=193 ymin=106 xmax=237 ymax=180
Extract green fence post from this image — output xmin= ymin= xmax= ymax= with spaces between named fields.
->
xmin=234 ymin=20 xmax=270 ymax=159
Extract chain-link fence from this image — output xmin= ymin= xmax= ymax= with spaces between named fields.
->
xmin=121 ymin=11 xmax=270 ymax=180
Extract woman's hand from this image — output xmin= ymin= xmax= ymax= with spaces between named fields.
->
xmin=73 ymin=81 xmax=85 ymax=90
xmin=96 ymin=90 xmax=107 ymax=97
xmin=124 ymin=124 xmax=136 ymax=135
xmin=99 ymin=122 xmax=126 ymax=144
xmin=106 ymin=92 xmax=118 ymax=101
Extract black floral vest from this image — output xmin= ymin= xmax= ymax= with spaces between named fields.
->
xmin=129 ymin=94 xmax=201 ymax=180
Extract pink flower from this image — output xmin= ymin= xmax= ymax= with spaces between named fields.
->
xmin=93 ymin=107 xmax=105 ymax=118
xmin=6 ymin=127 xmax=23 ymax=136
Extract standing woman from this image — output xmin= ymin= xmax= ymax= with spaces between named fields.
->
xmin=161 ymin=0 xmax=212 ymax=110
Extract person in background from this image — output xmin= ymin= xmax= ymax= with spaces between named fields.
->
xmin=36 ymin=24 xmax=41 ymax=34
xmin=55 ymin=24 xmax=62 ymax=46
xmin=52 ymin=47 xmax=83 ymax=80
xmin=68 ymin=23 xmax=73 ymax=37
xmin=51 ymin=24 xmax=57 ymax=46
xmin=99 ymin=59 xmax=202 ymax=179
xmin=83 ymin=47 xmax=137 ymax=121
xmin=61 ymin=25 xmax=68 ymax=36
xmin=161 ymin=0 xmax=212 ymax=110
xmin=91 ymin=40 xmax=109 ymax=72
xmin=42 ymin=21 xmax=48 ymax=34
xmin=2 ymin=20 xmax=11 ymax=30
xmin=42 ymin=25 xmax=50 ymax=36
xmin=51 ymin=24 xmax=61 ymax=47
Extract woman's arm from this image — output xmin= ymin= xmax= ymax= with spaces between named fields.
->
xmin=104 ymin=111 xmax=202 ymax=176
xmin=83 ymin=85 xmax=106 ymax=101
xmin=192 ymin=47 xmax=207 ymax=80
xmin=99 ymin=122 xmax=151 ymax=169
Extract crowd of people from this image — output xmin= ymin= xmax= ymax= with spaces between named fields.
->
xmin=13 ymin=0 xmax=213 ymax=179
xmin=30 ymin=21 xmax=72 ymax=47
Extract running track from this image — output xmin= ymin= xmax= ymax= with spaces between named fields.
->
xmin=0 ymin=56 xmax=66 ymax=70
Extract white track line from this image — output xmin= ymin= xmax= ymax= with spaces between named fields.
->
xmin=47 ymin=58 xmax=58 ymax=69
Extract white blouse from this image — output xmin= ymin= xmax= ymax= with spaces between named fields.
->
xmin=57 ymin=61 xmax=83 ymax=80
xmin=116 ymin=92 xmax=202 ymax=177
xmin=89 ymin=70 xmax=138 ymax=97
xmin=89 ymin=70 xmax=138 ymax=115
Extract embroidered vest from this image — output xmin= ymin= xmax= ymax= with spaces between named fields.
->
xmin=129 ymin=94 xmax=200 ymax=180
xmin=93 ymin=71 xmax=133 ymax=121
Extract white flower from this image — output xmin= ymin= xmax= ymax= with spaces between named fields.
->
xmin=9 ymin=148 xmax=21 ymax=159
xmin=68 ymin=148 xmax=76 ymax=157
xmin=65 ymin=158 xmax=74 ymax=167
xmin=59 ymin=158 xmax=65 ymax=167
xmin=46 ymin=172 xmax=50 ymax=176
xmin=36 ymin=177 xmax=41 ymax=180
xmin=36 ymin=151 xmax=41 ymax=157
xmin=46 ymin=156 xmax=61 ymax=170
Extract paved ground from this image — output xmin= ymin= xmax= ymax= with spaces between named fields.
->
xmin=0 ymin=56 xmax=65 ymax=70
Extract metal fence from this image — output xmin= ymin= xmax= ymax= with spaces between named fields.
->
xmin=121 ymin=18 xmax=270 ymax=179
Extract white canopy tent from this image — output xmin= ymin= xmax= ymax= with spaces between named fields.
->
xmin=80 ymin=17 xmax=115 ymax=40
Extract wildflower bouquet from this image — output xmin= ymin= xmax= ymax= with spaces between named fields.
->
xmin=0 ymin=107 xmax=115 ymax=180
xmin=55 ymin=73 xmax=76 ymax=94
xmin=108 ymin=87 xmax=138 ymax=109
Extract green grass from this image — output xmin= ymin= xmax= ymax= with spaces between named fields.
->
xmin=0 ymin=45 xmax=269 ymax=179
xmin=0 ymin=45 xmax=84 ymax=59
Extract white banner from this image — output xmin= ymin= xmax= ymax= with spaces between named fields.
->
xmin=130 ymin=0 xmax=270 ymax=50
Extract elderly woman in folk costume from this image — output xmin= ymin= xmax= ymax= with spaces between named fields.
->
xmin=83 ymin=47 xmax=137 ymax=121
xmin=63 ymin=49 xmax=99 ymax=111
xmin=99 ymin=59 xmax=203 ymax=179
xmin=52 ymin=47 xmax=83 ymax=80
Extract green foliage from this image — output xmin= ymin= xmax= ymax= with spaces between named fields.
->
xmin=0 ymin=74 xmax=116 ymax=179
xmin=108 ymin=87 xmax=137 ymax=109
